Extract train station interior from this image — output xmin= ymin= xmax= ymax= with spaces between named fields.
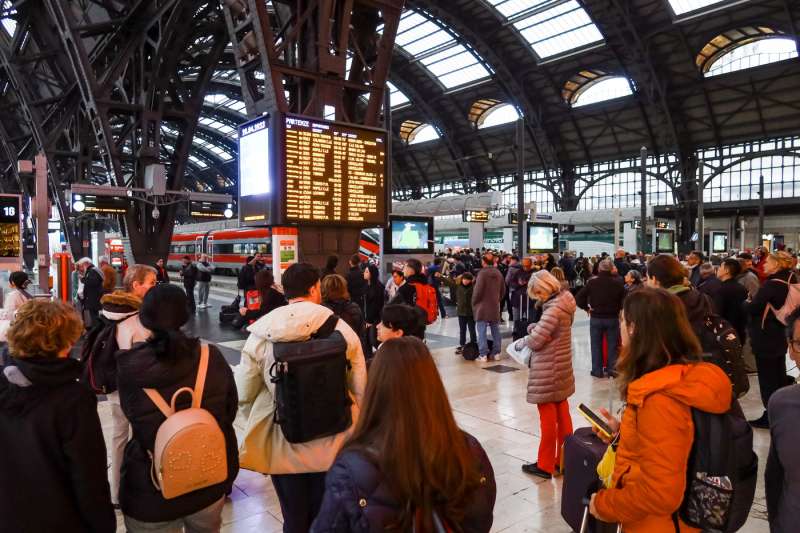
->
xmin=0 ymin=0 xmax=799 ymax=532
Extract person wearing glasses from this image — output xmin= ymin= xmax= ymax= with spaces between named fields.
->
xmin=765 ymin=310 xmax=800 ymax=532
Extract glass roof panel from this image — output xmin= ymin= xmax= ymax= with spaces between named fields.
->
xmin=479 ymin=103 xmax=520 ymax=128
xmin=705 ymin=37 xmax=798 ymax=77
xmin=667 ymin=0 xmax=730 ymax=16
xmin=392 ymin=9 xmax=491 ymax=89
xmin=1 ymin=1 xmax=16 ymax=37
xmin=203 ymin=94 xmax=247 ymax=115
xmin=188 ymin=155 xmax=208 ymax=169
xmin=488 ymin=0 xmax=603 ymax=60
xmin=408 ymin=124 xmax=440 ymax=145
xmin=386 ymin=81 xmax=410 ymax=108
xmin=572 ymin=76 xmax=633 ymax=107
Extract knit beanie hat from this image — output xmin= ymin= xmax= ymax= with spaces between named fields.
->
xmin=139 ymin=283 xmax=189 ymax=332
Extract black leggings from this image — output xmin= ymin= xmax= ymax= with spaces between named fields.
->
xmin=755 ymin=354 xmax=788 ymax=411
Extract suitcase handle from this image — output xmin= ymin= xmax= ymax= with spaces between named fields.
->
xmin=580 ymin=497 xmax=622 ymax=533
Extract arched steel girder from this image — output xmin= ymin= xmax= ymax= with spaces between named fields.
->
xmin=579 ymin=0 xmax=690 ymax=187
xmin=408 ymin=0 xmax=563 ymax=181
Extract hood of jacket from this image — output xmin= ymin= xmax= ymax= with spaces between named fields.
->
xmin=542 ymin=289 xmax=577 ymax=315
xmin=100 ymin=290 xmax=142 ymax=320
xmin=246 ymin=300 xmax=334 ymax=343
xmin=116 ymin=333 xmax=199 ymax=389
xmin=668 ymin=285 xmax=711 ymax=323
xmin=626 ymin=362 xmax=731 ymax=413
xmin=0 ymin=357 xmax=81 ymax=415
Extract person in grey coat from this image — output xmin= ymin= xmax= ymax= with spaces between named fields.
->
xmin=765 ymin=311 xmax=800 ymax=532
xmin=516 ymin=270 xmax=576 ymax=480
xmin=471 ymin=254 xmax=506 ymax=362
xmin=196 ymin=254 xmax=214 ymax=309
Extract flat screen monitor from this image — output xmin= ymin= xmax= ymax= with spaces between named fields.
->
xmin=656 ymin=229 xmax=675 ymax=253
xmin=0 ymin=194 xmax=21 ymax=261
xmin=527 ymin=223 xmax=559 ymax=253
xmin=238 ymin=116 xmax=274 ymax=226
xmin=384 ymin=216 xmax=434 ymax=254
xmin=281 ymin=113 xmax=388 ymax=227
xmin=711 ymin=232 xmax=728 ymax=253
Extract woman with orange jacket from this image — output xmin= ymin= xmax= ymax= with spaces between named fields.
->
xmin=589 ymin=288 xmax=732 ymax=533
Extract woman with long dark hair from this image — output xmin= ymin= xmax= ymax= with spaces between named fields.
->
xmin=311 ymin=337 xmax=496 ymax=532
xmin=237 ymin=268 xmax=288 ymax=326
xmin=362 ymin=263 xmax=384 ymax=326
xmin=588 ymin=288 xmax=732 ymax=532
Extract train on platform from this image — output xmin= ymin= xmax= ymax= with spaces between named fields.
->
xmin=165 ymin=226 xmax=381 ymax=275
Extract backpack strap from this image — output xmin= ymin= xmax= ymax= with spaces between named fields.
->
xmin=761 ymin=276 xmax=794 ymax=328
xmin=142 ymin=342 xmax=210 ymax=416
xmin=313 ymin=314 xmax=339 ymax=339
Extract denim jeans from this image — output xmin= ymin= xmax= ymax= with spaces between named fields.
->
xmin=124 ymin=496 xmax=224 ymax=533
xmin=476 ymin=320 xmax=501 ymax=357
xmin=435 ymin=287 xmax=447 ymax=318
xmin=458 ymin=315 xmax=477 ymax=346
xmin=589 ymin=317 xmax=620 ymax=375
xmin=198 ymin=281 xmax=210 ymax=306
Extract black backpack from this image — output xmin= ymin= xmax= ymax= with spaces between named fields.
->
xmin=692 ymin=315 xmax=749 ymax=398
xmin=80 ymin=313 xmax=131 ymax=394
xmin=677 ymin=401 xmax=758 ymax=532
xmin=269 ymin=315 xmax=352 ymax=444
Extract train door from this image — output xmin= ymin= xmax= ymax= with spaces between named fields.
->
xmin=194 ymin=236 xmax=203 ymax=261
xmin=207 ymin=234 xmax=215 ymax=262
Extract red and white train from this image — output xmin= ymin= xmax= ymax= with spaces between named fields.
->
xmin=167 ymin=226 xmax=381 ymax=274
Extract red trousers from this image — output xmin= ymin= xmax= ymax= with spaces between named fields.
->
xmin=537 ymin=400 xmax=573 ymax=473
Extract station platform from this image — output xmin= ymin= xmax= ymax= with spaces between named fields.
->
xmin=98 ymin=281 xmax=775 ymax=532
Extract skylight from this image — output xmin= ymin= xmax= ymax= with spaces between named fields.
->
xmin=386 ymin=81 xmax=410 ymax=108
xmin=572 ymin=77 xmax=633 ymax=107
xmin=705 ymin=37 xmax=798 ymax=77
xmin=204 ymin=94 xmax=247 ymax=114
xmin=1 ymin=1 xmax=15 ymax=36
xmin=485 ymin=0 xmax=604 ymax=59
xmin=188 ymin=155 xmax=208 ymax=170
xmin=408 ymin=124 xmax=440 ymax=145
xmin=198 ymin=116 xmax=236 ymax=137
xmin=478 ymin=103 xmax=520 ymax=128
xmin=393 ymin=10 xmax=491 ymax=89
xmin=667 ymin=0 xmax=730 ymax=16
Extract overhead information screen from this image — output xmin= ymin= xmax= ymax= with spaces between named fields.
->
xmin=0 ymin=194 xmax=21 ymax=261
xmin=238 ymin=116 xmax=274 ymax=227
xmin=282 ymin=114 xmax=387 ymax=226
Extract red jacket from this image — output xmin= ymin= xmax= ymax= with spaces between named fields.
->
xmin=594 ymin=363 xmax=732 ymax=533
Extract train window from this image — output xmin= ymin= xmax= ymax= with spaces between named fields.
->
xmin=214 ymin=243 xmax=234 ymax=254
xmin=257 ymin=244 xmax=268 ymax=253
xmin=186 ymin=244 xmax=195 ymax=253
xmin=233 ymin=243 xmax=242 ymax=254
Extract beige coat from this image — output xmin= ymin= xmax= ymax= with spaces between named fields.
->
xmin=524 ymin=289 xmax=576 ymax=404
xmin=235 ymin=300 xmax=367 ymax=475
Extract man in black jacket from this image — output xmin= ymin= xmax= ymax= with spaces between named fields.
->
xmin=77 ymin=257 xmax=104 ymax=328
xmin=576 ymin=259 xmax=625 ymax=377
xmin=697 ymin=262 xmax=722 ymax=299
xmin=613 ymin=250 xmax=631 ymax=278
xmin=180 ymin=255 xmax=198 ymax=314
xmin=714 ymin=258 xmax=749 ymax=341
xmin=345 ymin=254 xmax=367 ymax=311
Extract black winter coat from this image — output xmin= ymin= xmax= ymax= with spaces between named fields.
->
xmin=346 ymin=266 xmax=368 ymax=311
xmin=82 ymin=266 xmax=105 ymax=311
xmin=712 ymin=279 xmax=749 ymax=341
xmin=311 ymin=433 xmax=496 ymax=533
xmin=0 ymin=357 xmax=115 ymax=533
xmin=364 ymin=282 xmax=384 ymax=325
xmin=697 ymin=276 xmax=722 ymax=299
xmin=325 ymin=299 xmax=366 ymax=338
xmin=575 ymin=272 xmax=625 ymax=319
xmin=745 ymin=269 xmax=795 ymax=357
xmin=181 ymin=263 xmax=198 ymax=287
xmin=116 ymin=335 xmax=239 ymax=522
xmin=506 ymin=266 xmax=533 ymax=308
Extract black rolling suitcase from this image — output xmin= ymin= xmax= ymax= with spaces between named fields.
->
xmin=512 ymin=295 xmax=530 ymax=341
xmin=561 ymin=427 xmax=618 ymax=533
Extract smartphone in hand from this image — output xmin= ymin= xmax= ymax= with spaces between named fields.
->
xmin=578 ymin=403 xmax=614 ymax=439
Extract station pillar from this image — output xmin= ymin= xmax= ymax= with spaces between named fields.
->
xmin=295 ymin=226 xmax=362 ymax=279
xmin=502 ymin=227 xmax=514 ymax=253
xmin=270 ymin=227 xmax=299 ymax=285
xmin=468 ymin=222 xmax=484 ymax=250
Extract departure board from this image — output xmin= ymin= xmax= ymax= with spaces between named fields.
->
xmin=0 ymin=195 xmax=20 ymax=261
xmin=282 ymin=114 xmax=387 ymax=226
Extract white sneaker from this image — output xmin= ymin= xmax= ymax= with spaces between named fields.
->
xmin=477 ymin=355 xmax=488 ymax=362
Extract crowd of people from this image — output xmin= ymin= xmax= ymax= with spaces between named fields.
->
xmin=0 ymin=242 xmax=798 ymax=533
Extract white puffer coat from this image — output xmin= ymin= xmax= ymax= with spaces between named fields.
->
xmin=524 ymin=289 xmax=576 ymax=404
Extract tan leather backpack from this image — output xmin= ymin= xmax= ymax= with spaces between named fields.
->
xmin=144 ymin=343 xmax=228 ymax=499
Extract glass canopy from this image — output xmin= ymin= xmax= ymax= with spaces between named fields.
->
xmin=485 ymin=0 xmax=604 ymax=59
xmin=394 ymin=10 xmax=491 ymax=89
xmin=572 ymin=76 xmax=633 ymax=107
xmin=667 ymin=0 xmax=731 ymax=16
xmin=705 ymin=37 xmax=798 ymax=77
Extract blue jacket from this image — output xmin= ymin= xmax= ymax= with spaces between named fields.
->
xmin=311 ymin=433 xmax=496 ymax=532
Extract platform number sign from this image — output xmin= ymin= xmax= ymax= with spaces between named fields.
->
xmin=0 ymin=194 xmax=21 ymax=261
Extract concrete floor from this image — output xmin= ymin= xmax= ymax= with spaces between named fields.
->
xmin=99 ymin=282 xmax=779 ymax=532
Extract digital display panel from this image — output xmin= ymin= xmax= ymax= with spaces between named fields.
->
xmin=508 ymin=212 xmax=529 ymax=224
xmin=384 ymin=216 xmax=434 ymax=254
xmin=72 ymin=193 xmax=129 ymax=214
xmin=239 ymin=117 xmax=271 ymax=197
xmin=656 ymin=229 xmax=675 ymax=253
xmin=282 ymin=114 xmax=387 ymax=226
xmin=527 ymin=223 xmax=559 ymax=253
xmin=0 ymin=195 xmax=20 ymax=259
xmin=712 ymin=232 xmax=728 ymax=253
xmin=462 ymin=210 xmax=490 ymax=223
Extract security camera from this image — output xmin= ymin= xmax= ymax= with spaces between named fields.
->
xmin=152 ymin=206 xmax=160 ymax=219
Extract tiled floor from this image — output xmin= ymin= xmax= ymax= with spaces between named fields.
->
xmin=100 ymin=286 xmax=781 ymax=532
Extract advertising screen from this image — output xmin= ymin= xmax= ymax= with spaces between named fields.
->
xmin=239 ymin=117 xmax=271 ymax=197
xmin=0 ymin=195 xmax=20 ymax=259
xmin=384 ymin=216 xmax=434 ymax=254
xmin=656 ymin=229 xmax=675 ymax=253
xmin=281 ymin=114 xmax=387 ymax=226
xmin=527 ymin=223 xmax=558 ymax=253
xmin=712 ymin=232 xmax=728 ymax=253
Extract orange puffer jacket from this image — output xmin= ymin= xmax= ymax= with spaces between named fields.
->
xmin=594 ymin=363 xmax=732 ymax=533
